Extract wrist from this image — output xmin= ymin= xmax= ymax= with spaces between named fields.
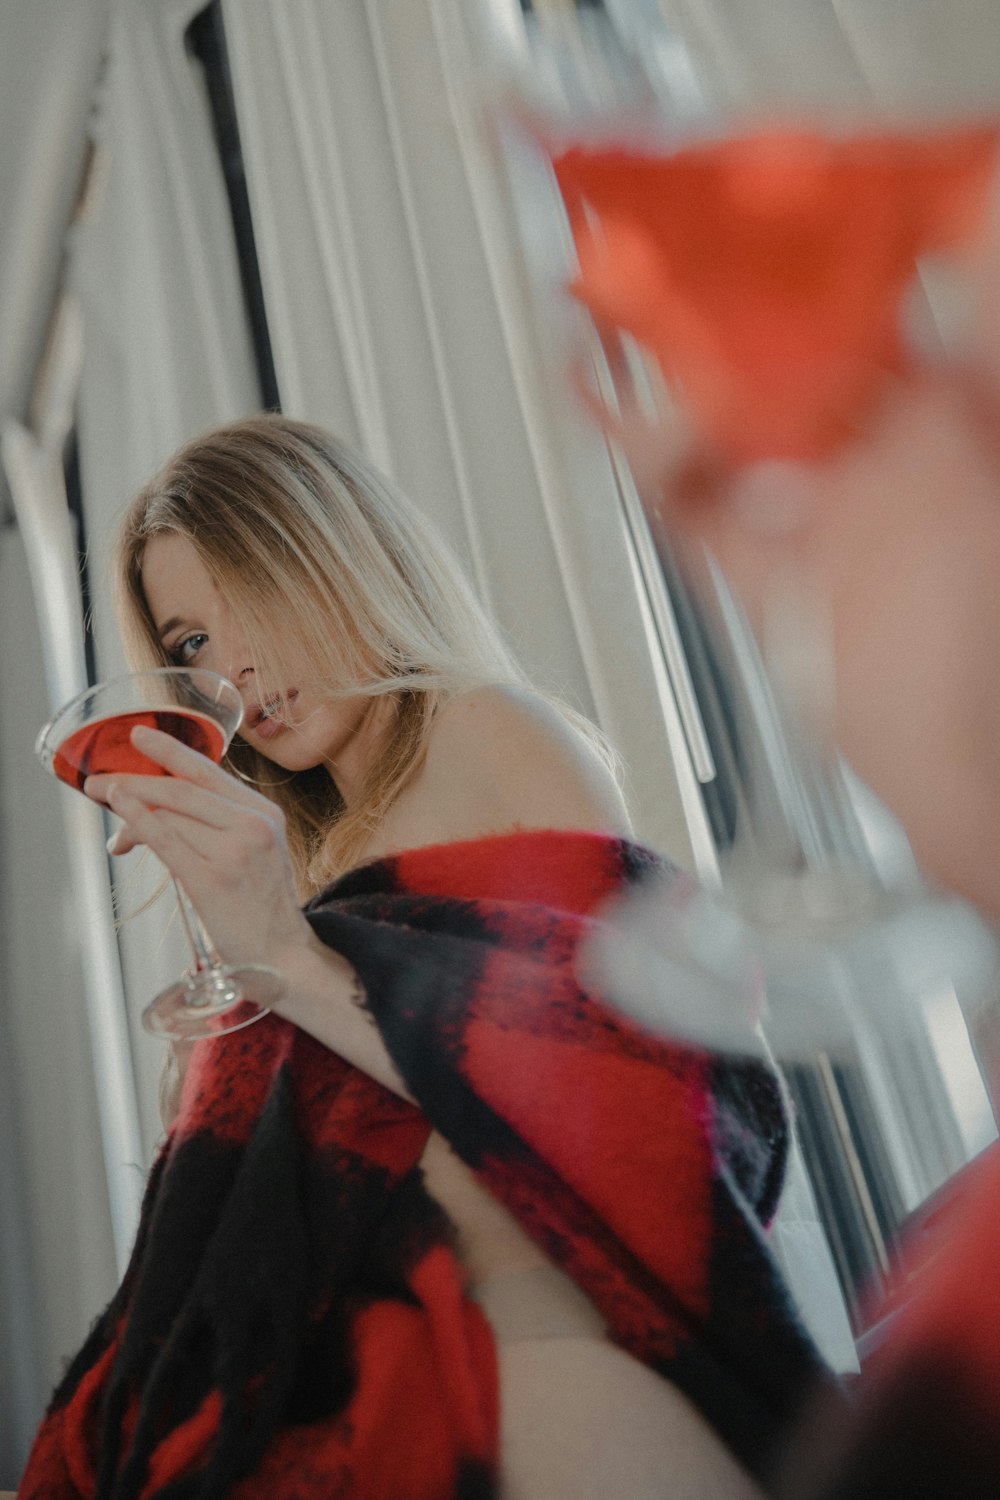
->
xmin=270 ymin=923 xmax=365 ymax=1017
xmin=259 ymin=919 xmax=409 ymax=1100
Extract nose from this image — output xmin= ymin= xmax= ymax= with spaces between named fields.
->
xmin=211 ymin=629 xmax=254 ymax=689
xmin=231 ymin=663 xmax=256 ymax=710
xmin=202 ymin=607 xmax=254 ymax=691
xmin=210 ymin=647 xmax=253 ymax=692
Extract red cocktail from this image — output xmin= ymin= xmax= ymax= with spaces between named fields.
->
xmin=37 ymin=668 xmax=283 ymax=1041
xmin=552 ymin=124 xmax=1000 ymax=466
xmin=52 ymin=707 xmax=226 ymax=793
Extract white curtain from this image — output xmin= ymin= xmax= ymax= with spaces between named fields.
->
xmin=0 ymin=0 xmax=116 ymax=1476
xmin=0 ymin=530 xmax=120 ymax=1472
xmin=71 ymin=0 xmax=263 ymax=1161
xmin=2 ymin=2 xmax=261 ymax=1470
xmin=221 ymin=0 xmax=707 ymax=867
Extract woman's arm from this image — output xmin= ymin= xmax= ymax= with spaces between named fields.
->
xmin=95 ymin=693 xmax=629 ymax=1107
xmin=157 ymin=928 xmax=412 ymax=1124
xmin=87 ymin=730 xmax=413 ymax=1099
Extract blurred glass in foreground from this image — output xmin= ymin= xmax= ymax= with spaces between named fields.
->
xmin=472 ymin=0 xmax=1000 ymax=1347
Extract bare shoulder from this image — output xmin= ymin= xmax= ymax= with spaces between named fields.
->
xmin=420 ymin=683 xmax=632 ymax=839
xmin=426 ymin=683 xmax=594 ymax=769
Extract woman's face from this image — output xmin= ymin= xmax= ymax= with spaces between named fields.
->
xmin=140 ymin=533 xmax=391 ymax=799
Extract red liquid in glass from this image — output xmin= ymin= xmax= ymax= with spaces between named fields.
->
xmin=52 ymin=707 xmax=226 ymax=793
xmin=552 ymin=125 xmax=1000 ymax=462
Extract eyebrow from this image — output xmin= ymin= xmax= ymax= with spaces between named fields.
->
xmin=157 ymin=616 xmax=185 ymax=640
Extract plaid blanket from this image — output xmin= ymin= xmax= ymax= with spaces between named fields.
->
xmin=19 ymin=830 xmax=825 ymax=1499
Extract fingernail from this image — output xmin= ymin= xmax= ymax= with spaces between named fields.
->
xmin=131 ymin=724 xmax=154 ymax=741
xmin=106 ymin=833 xmax=120 ymax=855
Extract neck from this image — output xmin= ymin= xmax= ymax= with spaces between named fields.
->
xmin=323 ymin=695 xmax=397 ymax=808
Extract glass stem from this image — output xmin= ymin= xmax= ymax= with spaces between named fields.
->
xmin=171 ymin=877 xmax=216 ymax=976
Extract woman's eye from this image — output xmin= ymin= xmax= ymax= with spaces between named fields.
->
xmin=171 ymin=633 xmax=208 ymax=664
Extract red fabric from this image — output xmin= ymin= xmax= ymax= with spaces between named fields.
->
xmin=463 ymin=1014 xmax=714 ymax=1320
xmin=23 ymin=1023 xmax=493 ymax=1500
xmin=552 ymin=126 xmax=1000 ymax=463
xmin=20 ymin=829 xmax=824 ymax=1499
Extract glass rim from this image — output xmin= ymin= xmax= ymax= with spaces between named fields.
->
xmin=521 ymin=103 xmax=1000 ymax=157
xmin=35 ymin=666 xmax=244 ymax=767
xmin=493 ymin=6 xmax=1000 ymax=153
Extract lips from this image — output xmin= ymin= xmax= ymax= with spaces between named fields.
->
xmin=246 ymin=689 xmax=298 ymax=739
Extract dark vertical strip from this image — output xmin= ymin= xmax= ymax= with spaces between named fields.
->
xmin=63 ymin=423 xmax=98 ymax=687
xmin=186 ymin=2 xmax=282 ymax=413
xmin=650 ymin=533 xmax=744 ymax=848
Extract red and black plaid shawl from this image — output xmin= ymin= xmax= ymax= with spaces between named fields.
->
xmin=20 ymin=829 xmax=827 ymax=1500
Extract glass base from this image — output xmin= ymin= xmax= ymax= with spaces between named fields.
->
xmin=141 ymin=963 xmax=285 ymax=1041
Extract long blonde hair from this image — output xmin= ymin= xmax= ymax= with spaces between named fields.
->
xmin=114 ymin=414 xmax=541 ymax=892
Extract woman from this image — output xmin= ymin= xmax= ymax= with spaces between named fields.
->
xmin=18 ymin=415 xmax=822 ymax=1500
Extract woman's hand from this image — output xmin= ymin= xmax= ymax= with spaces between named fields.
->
xmin=83 ymin=724 xmax=313 ymax=969
xmin=596 ymin=354 xmax=1000 ymax=921
xmin=84 ymin=725 xmax=413 ymax=1098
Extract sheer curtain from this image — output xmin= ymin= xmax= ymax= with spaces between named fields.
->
xmin=0 ymin=0 xmax=117 ymax=1478
xmin=221 ymin=0 xmax=706 ymax=866
xmin=70 ymin=0 xmax=262 ymax=1158
xmin=1 ymin=0 xmax=261 ymax=1473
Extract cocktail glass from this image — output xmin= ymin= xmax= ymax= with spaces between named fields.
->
xmin=37 ymin=666 xmax=285 ymax=1041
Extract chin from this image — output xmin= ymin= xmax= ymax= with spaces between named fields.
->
xmin=259 ymin=742 xmax=326 ymax=774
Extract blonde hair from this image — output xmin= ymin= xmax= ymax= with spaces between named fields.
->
xmin=114 ymin=414 xmax=550 ymax=891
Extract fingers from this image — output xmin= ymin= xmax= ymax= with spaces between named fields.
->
xmin=99 ymin=782 xmax=214 ymax=876
xmin=86 ymin=725 xmax=282 ymax=859
xmin=101 ymin=780 xmax=280 ymax=889
xmin=107 ymin=822 xmax=141 ymax=856
xmin=127 ymin=725 xmax=272 ymax=810
xmin=86 ymin=771 xmax=247 ymax=830
xmin=92 ymin=774 xmax=261 ymax=858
